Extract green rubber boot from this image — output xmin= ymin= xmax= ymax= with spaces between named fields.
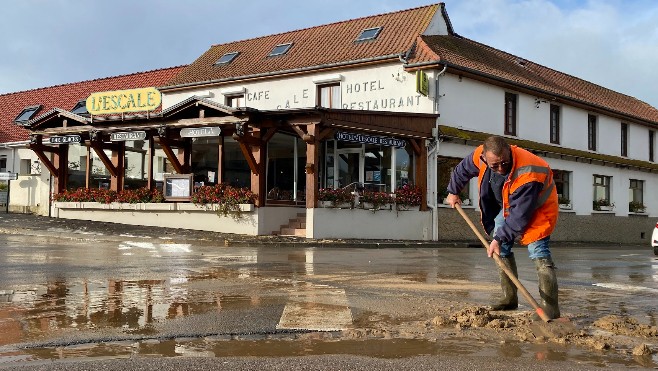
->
xmin=533 ymin=257 xmax=561 ymax=320
xmin=490 ymin=254 xmax=518 ymax=311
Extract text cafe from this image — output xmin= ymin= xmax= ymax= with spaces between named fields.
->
xmin=27 ymin=88 xmax=438 ymax=238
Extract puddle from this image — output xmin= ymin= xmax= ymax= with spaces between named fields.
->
xmin=0 ymin=240 xmax=656 ymax=368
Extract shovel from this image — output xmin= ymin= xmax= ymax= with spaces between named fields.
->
xmin=454 ymin=203 xmax=553 ymax=322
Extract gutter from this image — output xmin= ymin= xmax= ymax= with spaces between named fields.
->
xmin=0 ymin=141 xmax=30 ymax=148
xmin=160 ymin=54 xmax=404 ymax=92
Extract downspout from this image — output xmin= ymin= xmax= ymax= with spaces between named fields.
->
xmin=427 ymin=64 xmax=447 ymax=241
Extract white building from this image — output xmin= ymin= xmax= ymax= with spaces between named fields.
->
xmin=10 ymin=3 xmax=658 ymax=243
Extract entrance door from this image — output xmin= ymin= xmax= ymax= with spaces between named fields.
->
xmin=335 ymin=148 xmax=363 ymax=189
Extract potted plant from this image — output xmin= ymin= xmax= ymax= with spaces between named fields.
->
xmin=628 ymin=201 xmax=646 ymax=213
xmin=558 ymin=196 xmax=571 ymax=210
xmin=360 ymin=191 xmax=394 ymax=212
xmin=192 ymin=184 xmax=257 ymax=217
xmin=593 ymin=198 xmax=614 ymax=211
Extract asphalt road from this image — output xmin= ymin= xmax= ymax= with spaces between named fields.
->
xmin=0 ymin=213 xmax=656 ymax=370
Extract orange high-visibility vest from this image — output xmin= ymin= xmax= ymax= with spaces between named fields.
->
xmin=472 ymin=145 xmax=558 ymax=245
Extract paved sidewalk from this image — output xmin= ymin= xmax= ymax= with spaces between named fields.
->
xmin=0 ymin=212 xmax=467 ymax=248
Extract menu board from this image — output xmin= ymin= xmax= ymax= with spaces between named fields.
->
xmin=163 ymin=174 xmax=193 ymax=201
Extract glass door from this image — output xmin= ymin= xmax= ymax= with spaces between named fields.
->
xmin=335 ymin=148 xmax=363 ymax=189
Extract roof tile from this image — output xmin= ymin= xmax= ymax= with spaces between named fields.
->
xmin=417 ymin=35 xmax=658 ymax=124
xmin=0 ymin=66 xmax=185 ymax=143
xmin=166 ymin=4 xmax=439 ymax=87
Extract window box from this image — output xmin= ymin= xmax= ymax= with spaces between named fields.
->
xmin=559 ymin=203 xmax=572 ymax=210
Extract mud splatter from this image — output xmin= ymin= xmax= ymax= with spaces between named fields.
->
xmin=593 ymin=315 xmax=658 ymax=338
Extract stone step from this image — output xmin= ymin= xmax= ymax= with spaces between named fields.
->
xmin=280 ymin=228 xmax=306 ymax=237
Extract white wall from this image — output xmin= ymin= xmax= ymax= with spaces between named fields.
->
xmin=163 ymin=64 xmax=435 ymax=114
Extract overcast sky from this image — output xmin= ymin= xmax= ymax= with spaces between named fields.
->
xmin=1 ymin=0 xmax=656 ymax=108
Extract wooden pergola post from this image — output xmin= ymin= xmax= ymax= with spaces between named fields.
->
xmin=305 ymin=123 xmax=319 ymax=209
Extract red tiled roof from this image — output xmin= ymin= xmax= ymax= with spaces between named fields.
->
xmin=165 ymin=4 xmax=439 ymax=88
xmin=0 ymin=66 xmax=185 ymax=143
xmin=414 ymin=35 xmax=658 ymax=125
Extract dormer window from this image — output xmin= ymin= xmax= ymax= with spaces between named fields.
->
xmin=14 ymin=105 xmax=42 ymax=124
xmin=215 ymin=52 xmax=240 ymax=65
xmin=268 ymin=43 xmax=293 ymax=57
xmin=356 ymin=27 xmax=382 ymax=42
xmin=70 ymin=100 xmax=89 ymax=115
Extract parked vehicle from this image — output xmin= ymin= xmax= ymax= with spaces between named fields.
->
xmin=652 ymin=221 xmax=658 ymax=255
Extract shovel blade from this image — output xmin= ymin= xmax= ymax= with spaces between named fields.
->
xmin=529 ymin=318 xmax=578 ymax=339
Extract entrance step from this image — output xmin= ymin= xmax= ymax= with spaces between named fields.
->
xmin=276 ymin=212 xmax=307 ymax=237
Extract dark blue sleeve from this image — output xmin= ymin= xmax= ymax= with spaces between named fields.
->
xmin=493 ymin=182 xmax=543 ymax=244
xmin=447 ymin=151 xmax=480 ymax=195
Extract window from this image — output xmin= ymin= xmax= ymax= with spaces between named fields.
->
xmin=226 ymin=94 xmax=244 ymax=108
xmin=621 ymin=123 xmax=628 ymax=157
xmin=268 ymin=43 xmax=293 ymax=57
xmin=215 ymin=52 xmax=239 ymax=65
xmin=549 ymin=105 xmax=560 ymax=144
xmin=266 ymin=133 xmax=306 ymax=203
xmin=649 ymin=130 xmax=654 ymax=162
xmin=588 ymin=114 xmax=597 ymax=151
xmin=504 ymin=93 xmax=517 ymax=136
xmin=70 ymin=100 xmax=88 ymax=115
xmin=552 ymin=169 xmax=570 ymax=203
xmin=0 ymin=157 xmax=6 ymax=172
xmin=356 ymin=27 xmax=382 ymax=42
xmin=317 ymin=83 xmax=341 ymax=108
xmin=14 ymin=105 xmax=42 ymax=124
xmin=629 ymin=179 xmax=644 ymax=211
xmin=592 ymin=174 xmax=611 ymax=209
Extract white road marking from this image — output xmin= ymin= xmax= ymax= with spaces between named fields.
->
xmin=277 ymin=283 xmax=352 ymax=331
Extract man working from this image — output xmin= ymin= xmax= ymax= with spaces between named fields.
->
xmin=445 ymin=136 xmax=560 ymax=319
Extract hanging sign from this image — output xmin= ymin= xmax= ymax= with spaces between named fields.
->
xmin=48 ymin=135 xmax=81 ymax=144
xmin=110 ymin=131 xmax=147 ymax=141
xmin=335 ymin=131 xmax=405 ymax=148
xmin=416 ymin=70 xmax=429 ymax=96
xmin=180 ymin=127 xmax=222 ymax=138
xmin=0 ymin=172 xmax=18 ymax=181
xmin=86 ymin=87 xmax=162 ymax=115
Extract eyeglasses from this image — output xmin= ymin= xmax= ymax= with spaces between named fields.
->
xmin=480 ymin=156 xmax=510 ymax=170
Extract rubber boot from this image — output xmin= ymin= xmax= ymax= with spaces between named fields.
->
xmin=534 ymin=257 xmax=561 ymax=320
xmin=490 ymin=254 xmax=518 ymax=311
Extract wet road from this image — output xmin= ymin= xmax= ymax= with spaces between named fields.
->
xmin=0 ymin=233 xmax=656 ymax=369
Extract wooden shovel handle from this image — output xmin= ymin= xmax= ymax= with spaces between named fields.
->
xmin=454 ymin=204 xmax=551 ymax=322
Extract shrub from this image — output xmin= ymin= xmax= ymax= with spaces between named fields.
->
xmin=395 ymin=184 xmax=422 ymax=209
xmin=593 ymin=198 xmax=614 ymax=211
xmin=360 ymin=191 xmax=394 ymax=211
xmin=192 ymin=183 xmax=257 ymax=217
xmin=318 ymin=187 xmax=354 ymax=207
xmin=52 ymin=187 xmax=163 ymax=203
xmin=628 ymin=201 xmax=646 ymax=213
xmin=557 ymin=196 xmax=571 ymax=205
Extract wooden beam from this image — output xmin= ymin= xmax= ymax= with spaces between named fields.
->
xmin=85 ymin=145 xmax=91 ymax=188
xmin=291 ymin=125 xmax=306 ymax=138
xmin=147 ymin=137 xmax=154 ymax=190
xmin=409 ymin=139 xmax=422 ymax=156
xmin=155 ymin=137 xmax=185 ymax=174
xmin=306 ymin=123 xmax=319 ymax=210
xmin=318 ymin=127 xmax=334 ymax=141
xmin=232 ymin=133 xmax=261 ymax=147
xmin=90 ymin=143 xmax=119 ymax=177
xmin=239 ymin=141 xmax=259 ymax=175
xmin=29 ymin=145 xmax=58 ymax=176
xmin=417 ymin=139 xmax=428 ymax=211
xmin=176 ymin=116 xmax=242 ymax=125
xmin=261 ymin=127 xmax=278 ymax=144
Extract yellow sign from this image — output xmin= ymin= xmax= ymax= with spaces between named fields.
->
xmin=416 ymin=70 xmax=429 ymax=97
xmin=86 ymin=87 xmax=162 ymax=115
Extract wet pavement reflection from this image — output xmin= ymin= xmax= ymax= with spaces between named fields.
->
xmin=0 ymin=235 xmax=656 ymax=368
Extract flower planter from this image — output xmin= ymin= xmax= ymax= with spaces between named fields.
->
xmin=597 ymin=205 xmax=614 ymax=212
xmin=559 ymin=203 xmax=572 ymax=210
xmin=361 ymin=202 xmax=392 ymax=211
